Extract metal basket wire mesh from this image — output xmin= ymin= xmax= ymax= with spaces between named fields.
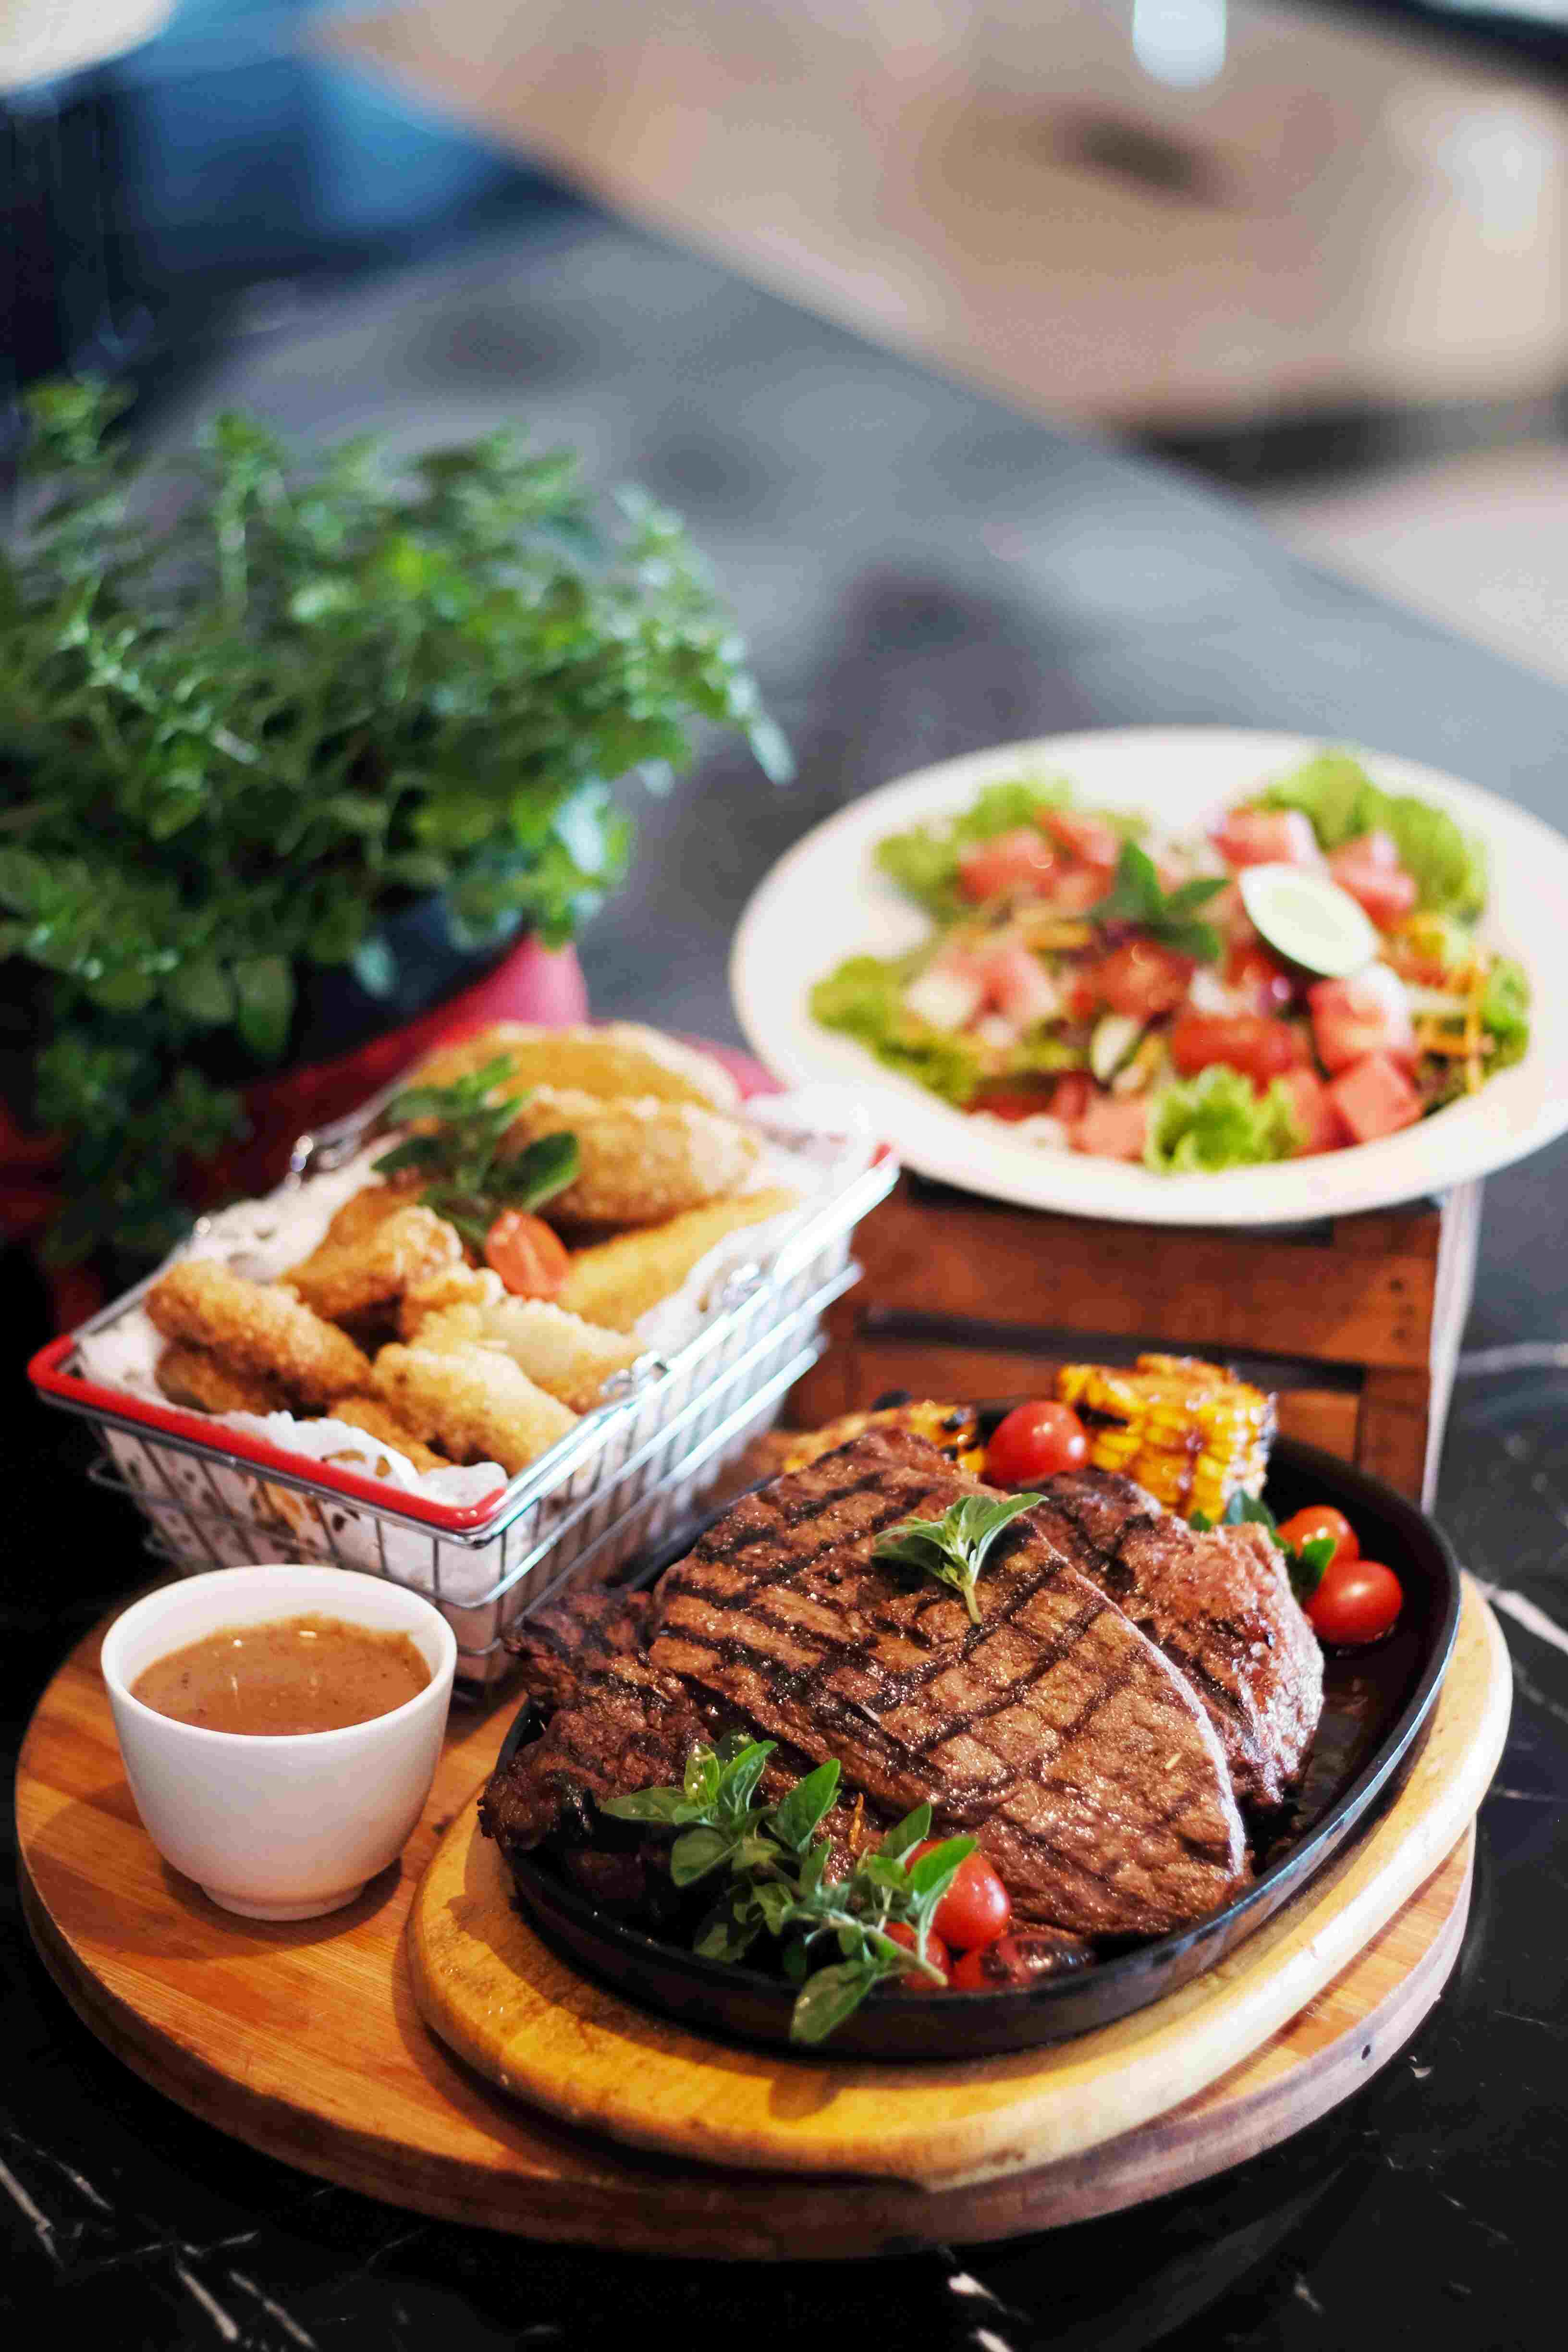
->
xmin=49 ymin=1150 xmax=894 ymax=1683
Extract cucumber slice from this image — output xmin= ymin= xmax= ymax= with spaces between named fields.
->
xmin=1090 ymin=1012 xmax=1144 ymax=1084
xmin=1237 ymin=863 xmax=1378 ymax=979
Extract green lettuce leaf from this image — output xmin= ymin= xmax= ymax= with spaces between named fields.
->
xmin=1259 ymin=752 xmax=1487 ymax=920
xmin=1145 ymin=1066 xmax=1300 ymax=1174
xmin=809 ymin=953 xmax=982 ymax=1106
xmin=1481 ymin=956 xmax=1531 ymax=1070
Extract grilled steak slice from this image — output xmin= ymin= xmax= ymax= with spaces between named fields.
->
xmin=647 ymin=1428 xmax=1249 ymax=1938
xmin=1030 ymin=1470 xmax=1323 ymax=1811
xmin=478 ymin=1644 xmax=705 ymax=1854
xmin=502 ymin=1588 xmax=652 ymax=1715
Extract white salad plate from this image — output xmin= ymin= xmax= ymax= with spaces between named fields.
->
xmin=730 ymin=727 xmax=1568 ymax=1226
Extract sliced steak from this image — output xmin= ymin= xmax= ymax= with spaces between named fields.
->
xmin=478 ymin=1643 xmax=704 ymax=1854
xmin=502 ymin=1587 xmax=652 ymax=1715
xmin=648 ymin=1428 xmax=1249 ymax=1938
xmin=1031 ymin=1469 xmax=1323 ymax=1810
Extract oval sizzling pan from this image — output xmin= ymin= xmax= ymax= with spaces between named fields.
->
xmin=492 ymin=1430 xmax=1461 ymax=2059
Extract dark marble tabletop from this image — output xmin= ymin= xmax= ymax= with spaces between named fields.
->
xmin=4 ymin=207 xmax=1566 ymax=2348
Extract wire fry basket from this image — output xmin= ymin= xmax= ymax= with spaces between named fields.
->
xmin=32 ymin=1123 xmax=896 ymax=1685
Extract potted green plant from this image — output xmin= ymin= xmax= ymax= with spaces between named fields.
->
xmin=0 ymin=380 xmax=788 ymax=1282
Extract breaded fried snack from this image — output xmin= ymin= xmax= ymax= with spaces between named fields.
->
xmin=398 ymin=1262 xmax=505 ymax=1340
xmin=556 ymin=1188 xmax=802 ymax=1332
xmin=324 ymin=1396 xmax=449 ymax=1475
xmin=411 ymin=1021 xmax=739 ymax=1113
xmin=416 ymin=1296 xmax=643 ymax=1413
xmin=147 ymin=1261 xmax=371 ymax=1407
xmin=281 ymin=1204 xmax=462 ymax=1323
xmin=155 ymin=1342 xmax=292 ymax=1418
xmin=504 ymin=1089 xmax=759 ymax=1225
xmin=372 ymin=1343 xmax=576 ymax=1476
xmin=319 ymin=1175 xmax=424 ymax=1251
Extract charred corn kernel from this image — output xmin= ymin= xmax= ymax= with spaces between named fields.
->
xmin=1055 ymin=1353 xmax=1274 ymax=1519
xmin=781 ymin=1402 xmax=985 ymax=1475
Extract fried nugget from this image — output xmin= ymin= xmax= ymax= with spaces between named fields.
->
xmin=281 ymin=1204 xmax=462 ymax=1323
xmin=155 ymin=1342 xmax=292 ymax=1418
xmin=555 ymin=1188 xmax=802 ymax=1332
xmin=147 ymin=1260 xmax=370 ymax=1407
xmin=372 ymin=1343 xmax=576 ymax=1476
xmin=416 ymin=1296 xmax=643 ymax=1413
xmin=319 ymin=1175 xmax=424 ymax=1250
xmin=504 ymin=1088 xmax=759 ymax=1225
xmin=324 ymin=1396 xmax=450 ymax=1475
xmin=410 ymin=1021 xmax=739 ymax=1113
xmin=398 ymin=1262 xmax=505 ymax=1339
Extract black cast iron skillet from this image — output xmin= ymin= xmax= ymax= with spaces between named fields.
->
xmin=493 ymin=1421 xmax=1461 ymax=2059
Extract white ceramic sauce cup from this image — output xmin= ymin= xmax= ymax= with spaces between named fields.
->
xmin=100 ymin=1565 xmax=457 ymax=1921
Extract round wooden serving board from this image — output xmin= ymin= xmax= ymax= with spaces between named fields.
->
xmin=18 ymin=1579 xmax=1509 ymax=2257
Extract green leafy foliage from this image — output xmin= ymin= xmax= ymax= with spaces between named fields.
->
xmin=604 ymin=1744 xmax=977 ymax=2042
xmin=1257 ymin=752 xmax=1487 ymax=920
xmin=1144 ymin=1065 xmax=1300 ymax=1174
xmin=1189 ymin=1488 xmax=1334 ymax=1604
xmin=1089 ymin=842 xmax=1225 ymax=963
xmin=872 ymin=1490 xmax=1042 ymax=1623
xmin=372 ymin=1054 xmax=578 ymax=1248
xmin=0 ymin=380 xmax=785 ymax=1263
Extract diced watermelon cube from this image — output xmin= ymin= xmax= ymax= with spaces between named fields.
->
xmin=1327 ymin=1053 xmax=1424 ymax=1144
xmin=1070 ymin=1091 xmax=1150 ymax=1161
xmin=1276 ymin=1066 xmax=1348 ymax=1156
xmin=1211 ymin=807 xmax=1323 ymax=871
xmin=1309 ymin=965 xmax=1417 ymax=1074
xmin=1328 ymin=835 xmax=1419 ymax=930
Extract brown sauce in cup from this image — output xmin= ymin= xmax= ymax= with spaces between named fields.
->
xmin=131 ymin=1612 xmax=430 ymax=1736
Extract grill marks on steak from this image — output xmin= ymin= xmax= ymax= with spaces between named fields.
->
xmin=502 ymin=1588 xmax=653 ymax=1717
xmin=1030 ymin=1470 xmax=1324 ymax=1811
xmin=478 ymin=1641 xmax=703 ymax=1854
xmin=648 ymin=1429 xmax=1249 ymax=1938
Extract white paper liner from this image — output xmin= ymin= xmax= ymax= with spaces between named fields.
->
xmin=77 ymin=1084 xmax=877 ymax=1647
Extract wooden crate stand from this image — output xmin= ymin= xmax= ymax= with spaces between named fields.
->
xmin=792 ymin=1174 xmax=1482 ymax=1506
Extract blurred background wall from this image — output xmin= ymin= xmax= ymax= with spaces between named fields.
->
xmin=5 ymin=0 xmax=1568 ymax=676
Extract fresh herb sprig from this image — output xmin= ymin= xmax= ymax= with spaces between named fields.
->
xmin=871 ymin=1491 xmax=1041 ymax=1623
xmin=1089 ymin=842 xmax=1226 ymax=962
xmin=1190 ymin=1490 xmax=1335 ymax=1604
xmin=603 ymin=1736 xmax=978 ymax=2044
xmin=373 ymin=1054 xmax=577 ymax=1248
xmin=0 ymin=380 xmax=787 ymax=1266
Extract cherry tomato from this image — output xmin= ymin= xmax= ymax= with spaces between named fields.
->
xmin=883 ymin=1920 xmax=953 ymax=1988
xmin=484 ymin=1210 xmax=570 ymax=1298
xmin=986 ymin=1400 xmax=1089 ymax=1486
xmin=968 ymin=1074 xmax=1062 ymax=1123
xmin=1096 ymin=939 xmax=1193 ymax=1020
xmin=1167 ymin=1009 xmax=1308 ymax=1085
xmin=1307 ymin=1558 xmax=1403 ymax=1647
xmin=909 ymin=1842 xmax=1013 ymax=1950
xmin=1225 ymin=939 xmax=1298 ymax=1014
xmin=1275 ymin=1506 xmax=1359 ymax=1567
xmin=951 ymin=1934 xmax=1089 ymax=1991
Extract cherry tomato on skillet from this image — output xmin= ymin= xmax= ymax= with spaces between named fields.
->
xmin=1307 ymin=1558 xmax=1404 ymax=1648
xmin=986 ymin=1400 xmax=1089 ymax=1486
xmin=951 ymin=1934 xmax=1088 ymax=1992
xmin=485 ymin=1210 xmax=570 ymax=1298
xmin=1275 ymin=1505 xmax=1359 ymax=1567
xmin=882 ymin=1921 xmax=954 ymax=1987
xmin=908 ymin=1842 xmax=1013 ymax=1950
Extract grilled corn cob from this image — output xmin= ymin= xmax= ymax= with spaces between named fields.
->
xmin=1054 ymin=1353 xmax=1274 ymax=1520
xmin=780 ymin=1402 xmax=986 ymax=1475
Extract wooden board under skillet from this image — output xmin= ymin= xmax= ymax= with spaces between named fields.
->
xmin=17 ymin=1578 xmax=1508 ymax=2254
